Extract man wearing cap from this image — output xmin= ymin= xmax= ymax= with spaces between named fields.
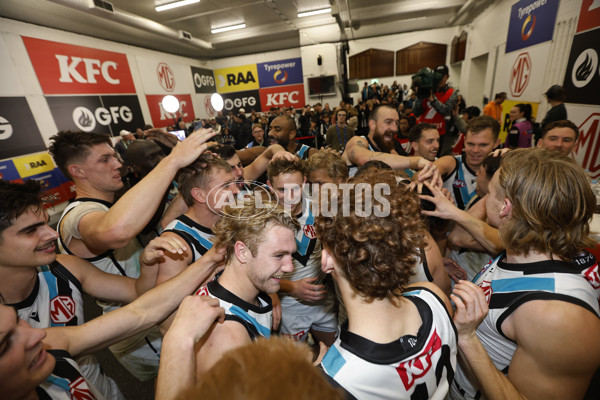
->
xmin=540 ymin=85 xmax=567 ymax=129
xmin=115 ymin=130 xmax=136 ymax=161
xmin=415 ymin=65 xmax=458 ymax=157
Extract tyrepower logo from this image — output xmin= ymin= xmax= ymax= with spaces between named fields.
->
xmin=510 ymin=52 xmax=531 ymax=97
xmin=22 ymin=36 xmax=135 ymax=94
xmin=259 ymin=84 xmax=305 ymax=111
xmin=157 ymin=62 xmax=175 ymax=92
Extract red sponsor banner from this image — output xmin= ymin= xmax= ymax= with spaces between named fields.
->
xmin=22 ymin=36 xmax=135 ymax=95
xmin=574 ymin=113 xmax=600 ymax=179
xmin=145 ymin=94 xmax=195 ymax=128
xmin=259 ymin=84 xmax=305 ymax=112
xmin=576 ymin=0 xmax=600 ymax=33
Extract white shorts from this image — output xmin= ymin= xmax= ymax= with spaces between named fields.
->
xmin=280 ymin=299 xmax=337 ymax=341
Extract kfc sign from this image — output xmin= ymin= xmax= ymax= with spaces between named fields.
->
xmin=259 ymin=84 xmax=305 ymax=111
xmin=510 ymin=52 xmax=531 ymax=97
xmin=22 ymin=36 xmax=135 ymax=94
xmin=146 ymin=94 xmax=195 ymax=127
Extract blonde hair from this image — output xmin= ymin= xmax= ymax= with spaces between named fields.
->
xmin=497 ymin=148 xmax=595 ymax=260
xmin=212 ymin=198 xmax=299 ymax=263
xmin=183 ymin=337 xmax=344 ymax=400
xmin=307 ymin=151 xmax=348 ymax=183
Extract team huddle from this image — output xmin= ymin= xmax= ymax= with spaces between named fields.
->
xmin=0 ymin=105 xmax=598 ymax=400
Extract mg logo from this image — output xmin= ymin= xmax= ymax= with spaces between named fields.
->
xmin=50 ymin=295 xmax=76 ymax=324
xmin=0 ymin=116 xmax=13 ymax=140
xmin=574 ymin=113 xmax=600 ymax=177
xmin=510 ymin=52 xmax=531 ymax=97
xmin=157 ymin=62 xmax=175 ymax=92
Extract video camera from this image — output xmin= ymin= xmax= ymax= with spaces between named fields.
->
xmin=411 ymin=67 xmax=444 ymax=98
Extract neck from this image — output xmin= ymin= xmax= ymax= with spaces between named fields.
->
xmin=186 ymin=204 xmax=220 ymax=229
xmin=549 ymin=100 xmax=561 ymax=107
xmin=74 ymin=182 xmax=115 ymax=203
xmin=287 ymin=141 xmax=299 ymax=153
xmin=218 ymin=261 xmax=260 ymax=305
xmin=366 ymin=132 xmax=379 ymax=150
xmin=505 ymin=249 xmax=556 ymax=264
xmin=0 ymin=265 xmax=38 ymax=304
xmin=338 ymin=121 xmax=346 ymax=127
xmin=338 ymin=276 xmax=420 ymax=342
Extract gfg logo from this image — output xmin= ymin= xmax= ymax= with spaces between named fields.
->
xmin=224 ymin=96 xmax=257 ymax=111
xmin=194 ymin=73 xmax=215 ymax=89
xmin=73 ymin=105 xmax=133 ymax=132
xmin=0 ymin=116 xmax=13 ymax=140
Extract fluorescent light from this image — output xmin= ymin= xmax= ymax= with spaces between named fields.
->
xmin=155 ymin=0 xmax=200 ymax=12
xmin=211 ymin=24 xmax=246 ymax=34
xmin=298 ymin=8 xmax=331 ymax=18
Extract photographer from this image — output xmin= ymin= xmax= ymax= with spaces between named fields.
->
xmin=413 ymin=65 xmax=458 ymax=157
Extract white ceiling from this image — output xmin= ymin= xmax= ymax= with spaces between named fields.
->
xmin=0 ymin=0 xmax=495 ymax=59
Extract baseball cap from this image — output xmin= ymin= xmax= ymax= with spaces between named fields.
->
xmin=238 ymin=108 xmax=246 ymax=114
xmin=435 ymin=65 xmax=449 ymax=76
xmin=544 ymin=85 xmax=565 ymax=98
xmin=119 ymin=129 xmax=131 ymax=137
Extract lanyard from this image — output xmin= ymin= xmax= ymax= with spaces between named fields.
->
xmin=336 ymin=125 xmax=347 ymax=148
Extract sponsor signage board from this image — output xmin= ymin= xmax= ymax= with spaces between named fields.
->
xmin=259 ymin=84 xmax=305 ymax=111
xmin=499 ymin=100 xmax=540 ymax=143
xmin=563 ymin=29 xmax=600 ymax=106
xmin=221 ymin=90 xmax=261 ymax=114
xmin=505 ymin=0 xmax=559 ymax=53
xmin=576 ymin=0 xmax=600 ymax=33
xmin=257 ymin=58 xmax=303 ymax=88
xmin=46 ymin=95 xmax=145 ymax=135
xmin=22 ymin=36 xmax=135 ymax=95
xmin=496 ymin=43 xmax=550 ymax=102
xmin=0 ymin=97 xmax=46 ymax=160
xmin=191 ymin=66 xmax=216 ymax=93
xmin=214 ymin=64 xmax=259 ymax=94
xmin=145 ymin=94 xmax=196 ymax=127
xmin=567 ymin=105 xmax=600 ymax=179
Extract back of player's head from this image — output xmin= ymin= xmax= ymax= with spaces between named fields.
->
xmin=209 ymin=144 xmax=237 ymax=161
xmin=187 ymin=337 xmax=344 ymax=400
xmin=212 ymin=199 xmax=299 ymax=264
xmin=408 ymin=123 xmax=437 ymax=143
xmin=307 ymin=151 xmax=348 ymax=183
xmin=541 ymin=120 xmax=579 ymax=141
xmin=0 ymin=180 xmax=43 ymax=238
xmin=481 ymin=154 xmax=501 ymax=180
xmin=267 ymin=158 xmax=306 ymax=182
xmin=178 ymin=156 xmax=232 ymax=206
xmin=315 ymin=169 xmax=427 ymax=301
xmin=48 ymin=131 xmax=113 ymax=180
xmin=497 ymin=148 xmax=595 ymax=260
xmin=466 ymin=115 xmax=500 ymax=141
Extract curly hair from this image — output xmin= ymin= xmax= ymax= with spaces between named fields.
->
xmin=267 ymin=158 xmax=306 ymax=182
xmin=178 ymin=156 xmax=232 ymax=206
xmin=497 ymin=148 xmax=595 ymax=260
xmin=48 ymin=131 xmax=113 ymax=180
xmin=212 ymin=198 xmax=299 ymax=264
xmin=315 ymin=170 xmax=427 ymax=301
xmin=187 ymin=337 xmax=344 ymax=400
xmin=307 ymin=151 xmax=348 ymax=183
xmin=0 ymin=180 xmax=43 ymax=238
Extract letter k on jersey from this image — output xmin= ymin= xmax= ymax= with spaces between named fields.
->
xmin=22 ymin=36 xmax=136 ymax=95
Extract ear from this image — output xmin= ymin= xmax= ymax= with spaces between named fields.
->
xmin=321 ymin=248 xmax=336 ymax=274
xmin=368 ymin=118 xmax=376 ymax=132
xmin=191 ymin=187 xmax=207 ymax=204
xmin=301 ymin=175 xmax=307 ymax=189
xmin=411 ymin=141 xmax=419 ymax=152
xmin=267 ymin=179 xmax=273 ymax=189
xmin=289 ymin=127 xmax=297 ymax=140
xmin=500 ymin=198 xmax=512 ymax=218
xmin=68 ymin=164 xmax=85 ymax=180
xmin=233 ymin=241 xmax=249 ymax=264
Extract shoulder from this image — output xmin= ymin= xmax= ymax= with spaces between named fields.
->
xmin=433 ymin=155 xmax=458 ymax=174
xmin=405 ymin=281 xmax=453 ymax=316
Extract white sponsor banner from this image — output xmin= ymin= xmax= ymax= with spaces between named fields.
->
xmin=0 ymin=36 xmax=25 ymax=96
xmin=135 ymin=55 xmax=195 ymax=95
xmin=497 ymin=42 xmax=551 ymax=102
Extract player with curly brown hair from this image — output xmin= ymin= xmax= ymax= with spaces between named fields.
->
xmin=316 ymin=169 xmax=457 ymax=399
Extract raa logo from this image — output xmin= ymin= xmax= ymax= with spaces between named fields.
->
xmin=225 ymin=71 xmax=256 ymax=86
xmin=26 ymin=160 xmax=48 ymax=170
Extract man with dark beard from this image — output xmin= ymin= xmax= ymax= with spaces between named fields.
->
xmin=268 ymin=115 xmax=318 ymax=160
xmin=342 ymin=104 xmax=437 ymax=178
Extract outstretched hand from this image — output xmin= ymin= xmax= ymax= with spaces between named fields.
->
xmin=141 ymin=236 xmax=187 ymax=266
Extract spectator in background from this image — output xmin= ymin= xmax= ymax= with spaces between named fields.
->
xmin=540 ymin=85 xmax=567 ymax=131
xmin=115 ymin=129 xmax=135 ymax=161
xmin=393 ymin=115 xmax=413 ymax=156
xmin=326 ymin=108 xmax=355 ymax=152
xmin=505 ymin=103 xmax=533 ymax=149
xmin=537 ymin=120 xmax=579 ymax=157
xmin=246 ymin=123 xmax=265 ymax=148
xmin=483 ymin=92 xmax=507 ymax=125
xmin=456 ymin=94 xmax=467 ymax=112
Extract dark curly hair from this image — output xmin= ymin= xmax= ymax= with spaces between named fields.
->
xmin=315 ymin=169 xmax=427 ymax=301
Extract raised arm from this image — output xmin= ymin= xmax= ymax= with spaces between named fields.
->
xmin=43 ymin=246 xmax=225 ymax=357
xmin=243 ymin=144 xmax=288 ymax=181
xmin=75 ymin=129 xmax=216 ymax=252
xmin=343 ymin=136 xmax=426 ymax=171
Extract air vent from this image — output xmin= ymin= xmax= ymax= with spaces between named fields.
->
xmin=178 ymin=30 xmax=192 ymax=41
xmin=92 ymin=0 xmax=114 ymax=13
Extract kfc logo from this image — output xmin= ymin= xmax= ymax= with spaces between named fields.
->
xmin=396 ymin=330 xmax=442 ymax=390
xmin=583 ymin=264 xmax=600 ymax=289
xmin=56 ymin=55 xmax=120 ymax=85
xmin=266 ymin=91 xmax=299 ymax=106
xmin=50 ymin=295 xmax=76 ymax=324
xmin=195 ymin=286 xmax=209 ymax=296
xmin=157 ymin=62 xmax=175 ymax=92
xmin=259 ymin=84 xmax=305 ymax=112
xmin=510 ymin=53 xmax=531 ymax=97
xmin=69 ymin=376 xmax=95 ymax=400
